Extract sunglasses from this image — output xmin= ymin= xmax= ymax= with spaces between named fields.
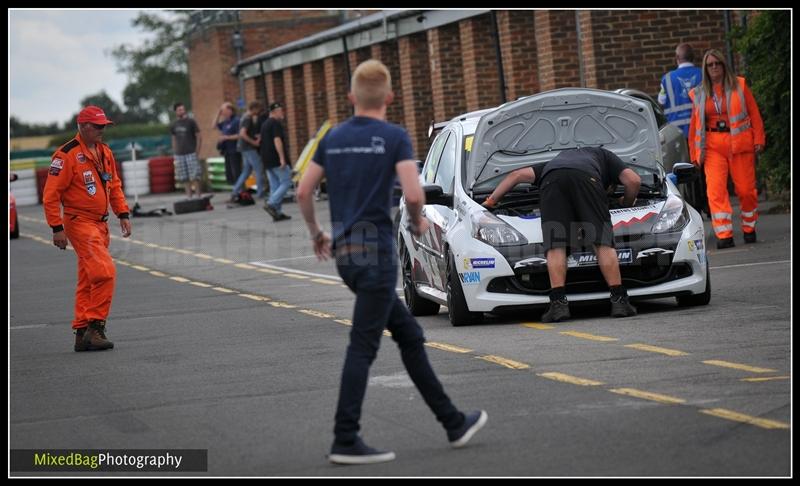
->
xmin=90 ymin=123 xmax=107 ymax=130
xmin=706 ymin=61 xmax=724 ymax=68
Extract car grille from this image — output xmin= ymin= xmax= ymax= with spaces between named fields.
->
xmin=488 ymin=263 xmax=694 ymax=295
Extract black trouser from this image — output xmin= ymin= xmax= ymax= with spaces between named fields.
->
xmin=224 ymin=152 xmax=243 ymax=185
xmin=333 ymin=248 xmax=463 ymax=444
xmin=540 ymin=168 xmax=615 ymax=252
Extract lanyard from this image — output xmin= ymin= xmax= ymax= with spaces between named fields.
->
xmin=712 ymin=92 xmax=723 ymax=116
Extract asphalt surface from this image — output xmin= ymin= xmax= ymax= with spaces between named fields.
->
xmin=10 ymin=192 xmax=791 ymax=476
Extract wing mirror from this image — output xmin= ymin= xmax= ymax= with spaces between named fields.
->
xmin=671 ymin=162 xmax=698 ymax=184
xmin=422 ymin=184 xmax=453 ymax=207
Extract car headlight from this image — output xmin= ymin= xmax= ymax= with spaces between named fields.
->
xmin=652 ymin=194 xmax=689 ymax=233
xmin=471 ymin=210 xmax=528 ymax=246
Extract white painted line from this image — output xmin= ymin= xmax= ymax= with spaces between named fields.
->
xmin=709 ymin=260 xmax=790 ymax=270
xmin=260 ymin=255 xmax=318 ymax=263
xmin=10 ymin=324 xmax=48 ymax=330
xmin=249 ymin=261 xmax=342 ymax=282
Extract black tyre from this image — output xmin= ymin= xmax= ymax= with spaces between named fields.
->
xmin=402 ymin=248 xmax=440 ymax=316
xmin=677 ymin=263 xmax=711 ymax=307
xmin=446 ymin=253 xmax=484 ymax=326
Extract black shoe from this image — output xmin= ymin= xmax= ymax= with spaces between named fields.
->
xmin=610 ymin=295 xmax=637 ymax=318
xmin=275 ymin=212 xmax=292 ymax=221
xmin=263 ymin=204 xmax=279 ymax=219
xmin=328 ymin=437 xmax=396 ymax=465
xmin=447 ymin=410 xmax=488 ymax=448
xmin=743 ymin=232 xmax=757 ymax=244
xmin=541 ymin=298 xmax=570 ymax=323
xmin=716 ymin=237 xmax=735 ymax=249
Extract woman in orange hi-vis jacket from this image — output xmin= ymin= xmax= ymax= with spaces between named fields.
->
xmin=688 ymin=49 xmax=765 ymax=249
xmin=43 ymin=106 xmax=132 ymax=352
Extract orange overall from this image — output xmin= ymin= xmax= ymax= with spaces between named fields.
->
xmin=43 ymin=134 xmax=129 ymax=329
xmin=688 ymin=77 xmax=765 ymax=239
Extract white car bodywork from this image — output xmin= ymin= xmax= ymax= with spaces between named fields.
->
xmin=397 ymin=88 xmax=710 ymax=325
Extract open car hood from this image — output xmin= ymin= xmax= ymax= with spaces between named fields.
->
xmin=468 ymin=88 xmax=662 ymax=191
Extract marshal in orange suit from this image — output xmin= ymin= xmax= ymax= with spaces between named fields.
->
xmin=43 ymin=106 xmax=132 ymax=352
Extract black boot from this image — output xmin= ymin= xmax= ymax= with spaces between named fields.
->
xmin=610 ymin=286 xmax=637 ymax=318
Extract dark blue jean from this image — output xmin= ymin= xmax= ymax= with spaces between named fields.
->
xmin=333 ymin=249 xmax=464 ymax=444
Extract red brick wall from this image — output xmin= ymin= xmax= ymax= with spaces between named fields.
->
xmin=323 ymin=55 xmax=352 ymax=126
xmin=497 ymin=11 xmax=539 ymax=100
xmin=534 ymin=11 xmax=581 ymax=91
xmin=370 ymin=42 xmax=405 ymax=125
xmin=459 ymin=14 xmax=503 ymax=111
xmin=303 ymin=60 xmax=328 ymax=139
xmin=283 ymin=66 xmax=308 ymax=163
xmin=428 ymin=23 xmax=466 ymax=122
xmin=580 ymin=10 xmax=727 ymax=96
xmin=398 ymin=33 xmax=434 ymax=159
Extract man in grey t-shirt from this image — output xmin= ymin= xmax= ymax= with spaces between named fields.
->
xmin=171 ymin=102 xmax=202 ymax=198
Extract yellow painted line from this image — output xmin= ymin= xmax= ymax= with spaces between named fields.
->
xmin=624 ymin=343 xmax=689 ymax=357
xmin=609 ymin=388 xmax=685 ymax=405
xmin=425 ymin=342 xmax=473 ymax=354
xmin=702 ymin=360 xmax=777 ymax=374
xmin=284 ymin=273 xmax=310 ymax=280
xmin=333 ymin=319 xmax=352 ymax=326
xmin=144 ymin=242 xmax=160 ymax=248
xmin=257 ymin=268 xmax=283 ymax=275
xmin=310 ymin=278 xmax=339 ymax=285
xmin=299 ymin=309 xmax=335 ymax=319
xmin=740 ymin=376 xmax=790 ymax=383
xmin=538 ymin=372 xmax=604 ymax=386
xmin=214 ymin=258 xmax=235 ymax=264
xmin=169 ymin=276 xmax=191 ymax=283
xmin=560 ymin=331 xmax=619 ymax=342
xmin=131 ymin=265 xmax=151 ymax=271
xmin=116 ymin=260 xmax=131 ymax=266
xmin=240 ymin=294 xmax=269 ymax=301
xmin=174 ymin=249 xmax=195 ymax=255
xmin=700 ymin=408 xmax=789 ymax=430
xmin=149 ymin=271 xmax=168 ymax=277
xmin=194 ymin=253 xmax=215 ymax=260
xmin=129 ymin=240 xmax=146 ymax=245
xmin=212 ymin=287 xmax=236 ymax=293
xmin=478 ymin=355 xmax=531 ymax=370
xmin=522 ymin=323 xmax=554 ymax=330
xmin=189 ymin=281 xmax=212 ymax=288
xmin=234 ymin=263 xmax=257 ymax=270
xmin=268 ymin=301 xmax=296 ymax=308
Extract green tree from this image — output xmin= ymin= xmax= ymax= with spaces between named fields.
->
xmin=732 ymin=10 xmax=790 ymax=196
xmin=65 ymin=91 xmax=128 ymax=127
xmin=111 ymin=11 xmax=194 ymax=123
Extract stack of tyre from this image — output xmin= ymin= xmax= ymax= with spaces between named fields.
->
xmin=148 ymin=156 xmax=175 ymax=193
xmin=12 ymin=168 xmax=39 ymax=207
xmin=206 ymin=157 xmax=232 ymax=192
xmin=122 ymin=160 xmax=150 ymax=197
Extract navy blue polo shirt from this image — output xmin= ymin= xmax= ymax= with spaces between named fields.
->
xmin=312 ymin=116 xmax=414 ymax=251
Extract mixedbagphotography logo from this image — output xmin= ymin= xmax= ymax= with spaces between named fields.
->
xmin=11 ymin=449 xmax=208 ymax=472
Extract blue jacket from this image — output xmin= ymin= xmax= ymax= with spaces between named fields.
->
xmin=658 ymin=64 xmax=702 ymax=137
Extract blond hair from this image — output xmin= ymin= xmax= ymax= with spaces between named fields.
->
xmin=700 ymin=49 xmax=737 ymax=96
xmin=351 ymin=60 xmax=391 ymax=110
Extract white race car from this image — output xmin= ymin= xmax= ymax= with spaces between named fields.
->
xmin=397 ymin=88 xmax=710 ymax=326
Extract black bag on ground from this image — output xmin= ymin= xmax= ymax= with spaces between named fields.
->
xmin=174 ymin=195 xmax=214 ymax=214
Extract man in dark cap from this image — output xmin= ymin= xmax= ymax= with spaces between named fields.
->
xmin=260 ymin=101 xmax=292 ymax=221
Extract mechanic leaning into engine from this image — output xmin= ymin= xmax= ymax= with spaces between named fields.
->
xmin=482 ymin=146 xmax=641 ymax=322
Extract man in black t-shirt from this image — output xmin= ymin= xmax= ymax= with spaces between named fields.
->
xmin=482 ymin=147 xmax=642 ymax=322
xmin=260 ymin=102 xmax=292 ymax=221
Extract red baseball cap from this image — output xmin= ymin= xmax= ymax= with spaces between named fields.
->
xmin=77 ymin=106 xmax=114 ymax=125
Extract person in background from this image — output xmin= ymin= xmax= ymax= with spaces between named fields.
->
xmin=658 ymin=43 xmax=703 ymax=138
xmin=231 ymin=100 xmax=266 ymax=201
xmin=213 ymin=101 xmax=242 ymax=185
xmin=260 ymin=102 xmax=292 ymax=221
xmin=171 ymin=102 xmax=203 ymax=199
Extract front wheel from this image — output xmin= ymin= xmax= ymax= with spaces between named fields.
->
xmin=446 ymin=253 xmax=484 ymax=326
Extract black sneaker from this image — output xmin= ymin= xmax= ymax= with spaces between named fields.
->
xmin=716 ymin=237 xmax=735 ymax=249
xmin=275 ymin=212 xmax=292 ymax=221
xmin=541 ymin=298 xmax=570 ymax=323
xmin=610 ymin=295 xmax=637 ymax=318
xmin=263 ymin=204 xmax=279 ymax=219
xmin=448 ymin=410 xmax=488 ymax=448
xmin=743 ymin=231 xmax=757 ymax=244
xmin=328 ymin=437 xmax=396 ymax=465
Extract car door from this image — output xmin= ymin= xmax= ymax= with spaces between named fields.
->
xmin=412 ymin=131 xmax=449 ymax=288
xmin=427 ymin=130 xmax=458 ymax=291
